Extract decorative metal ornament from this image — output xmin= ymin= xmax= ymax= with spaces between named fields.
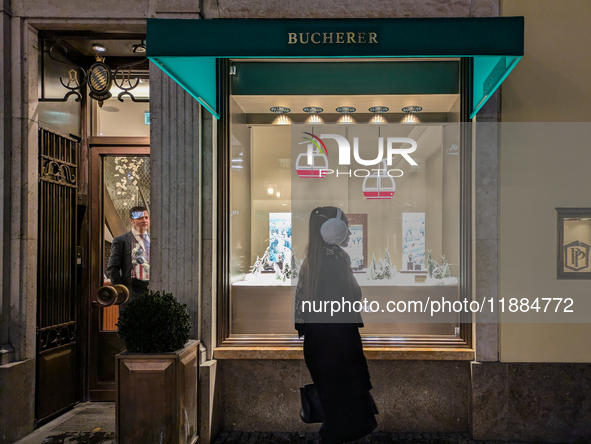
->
xmin=39 ymin=44 xmax=87 ymax=103
xmin=114 ymin=59 xmax=150 ymax=102
xmin=88 ymin=56 xmax=113 ymax=107
xmin=40 ymin=41 xmax=149 ymax=105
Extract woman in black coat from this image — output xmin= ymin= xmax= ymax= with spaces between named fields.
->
xmin=295 ymin=206 xmax=377 ymax=444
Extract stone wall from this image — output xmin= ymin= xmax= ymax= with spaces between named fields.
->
xmin=219 ymin=360 xmax=471 ymax=433
xmin=0 ymin=6 xmax=40 ymax=441
xmin=472 ymin=362 xmax=591 ymax=443
xmin=202 ymin=0 xmax=499 ymax=19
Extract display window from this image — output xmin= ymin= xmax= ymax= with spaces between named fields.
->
xmin=226 ymin=59 xmax=470 ymax=349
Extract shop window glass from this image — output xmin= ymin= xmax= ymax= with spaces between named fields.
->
xmin=229 ymin=61 xmax=462 ymax=342
xmin=101 ymin=156 xmax=151 ymax=330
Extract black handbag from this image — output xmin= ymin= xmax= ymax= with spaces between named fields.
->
xmin=299 ymin=383 xmax=380 ymax=424
xmin=299 ymin=383 xmax=325 ymax=423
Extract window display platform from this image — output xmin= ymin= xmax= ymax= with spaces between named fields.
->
xmin=231 ymin=279 xmax=460 ymax=335
xmin=233 ymin=272 xmax=459 ymax=287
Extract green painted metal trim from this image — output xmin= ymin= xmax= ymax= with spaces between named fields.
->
xmin=470 ymin=55 xmax=521 ymax=118
xmin=147 ymin=18 xmax=524 ymax=117
xmin=147 ymin=18 xmax=524 ymax=58
xmin=151 ymin=56 xmax=220 ymax=119
xmin=231 ymin=61 xmax=459 ymax=95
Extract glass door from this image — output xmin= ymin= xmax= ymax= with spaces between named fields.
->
xmin=89 ymin=146 xmax=149 ymax=401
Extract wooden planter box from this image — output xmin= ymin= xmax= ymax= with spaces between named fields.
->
xmin=116 ymin=340 xmax=199 ymax=444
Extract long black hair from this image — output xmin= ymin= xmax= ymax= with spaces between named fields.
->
xmin=299 ymin=206 xmax=348 ymax=301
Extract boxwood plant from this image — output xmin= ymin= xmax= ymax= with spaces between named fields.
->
xmin=117 ymin=291 xmax=191 ymax=353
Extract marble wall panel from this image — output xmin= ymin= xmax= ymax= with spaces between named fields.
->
xmin=474 ymin=93 xmax=500 ymax=362
xmin=219 ymin=360 xmax=471 ymax=433
xmin=507 ymin=363 xmax=591 ymax=443
xmin=0 ymin=358 xmax=35 ymax=443
xmin=472 ymin=362 xmax=591 ymax=443
xmin=471 ymin=361 xmax=508 ymax=441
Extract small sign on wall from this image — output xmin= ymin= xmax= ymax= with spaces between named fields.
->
xmin=557 ymin=208 xmax=591 ymax=279
xmin=144 ymin=111 xmax=150 ymax=125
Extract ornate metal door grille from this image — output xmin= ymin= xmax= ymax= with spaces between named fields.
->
xmin=36 ymin=128 xmax=78 ymax=424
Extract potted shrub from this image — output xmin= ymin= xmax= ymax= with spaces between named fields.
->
xmin=115 ymin=290 xmax=198 ymax=444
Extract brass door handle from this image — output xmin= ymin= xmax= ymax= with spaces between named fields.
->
xmin=96 ymin=284 xmax=129 ymax=307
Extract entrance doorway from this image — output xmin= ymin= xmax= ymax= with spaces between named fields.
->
xmin=88 ymin=144 xmax=150 ymax=401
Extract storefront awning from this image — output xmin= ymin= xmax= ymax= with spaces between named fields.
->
xmin=147 ymin=18 xmax=524 ymax=119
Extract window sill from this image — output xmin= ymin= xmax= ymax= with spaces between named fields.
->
xmin=212 ymin=346 xmax=474 ymax=360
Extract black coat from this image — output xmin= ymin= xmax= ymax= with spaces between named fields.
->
xmin=296 ymin=246 xmax=377 ymax=444
xmin=106 ymin=231 xmax=134 ymax=287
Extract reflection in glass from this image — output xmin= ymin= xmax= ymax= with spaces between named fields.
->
xmin=101 ymin=156 xmax=150 ymax=331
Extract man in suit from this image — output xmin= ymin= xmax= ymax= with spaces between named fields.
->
xmin=107 ymin=206 xmax=150 ymax=309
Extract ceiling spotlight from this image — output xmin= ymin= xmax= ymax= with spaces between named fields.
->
xmin=132 ymin=43 xmax=147 ymax=53
xmin=401 ymin=106 xmax=423 ymax=113
xmin=369 ymin=106 xmax=389 ymax=124
xmin=273 ymin=115 xmax=292 ymax=125
xmin=92 ymin=43 xmax=107 ymax=52
xmin=337 ymin=115 xmax=355 ymax=124
xmin=270 ymin=106 xmax=291 ymax=114
xmin=336 ymin=106 xmax=356 ymax=113
xmin=401 ymin=113 xmax=421 ymax=124
xmin=306 ymin=114 xmax=324 ymax=124
xmin=370 ymin=114 xmax=387 ymax=124
xmin=303 ymin=106 xmax=324 ymax=113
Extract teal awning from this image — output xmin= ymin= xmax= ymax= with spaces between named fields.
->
xmin=147 ymin=18 xmax=524 ymax=119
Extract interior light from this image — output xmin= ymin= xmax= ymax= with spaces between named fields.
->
xmin=401 ymin=113 xmax=421 ymax=124
xmin=337 ymin=114 xmax=355 ymax=124
xmin=369 ymin=106 xmax=389 ymax=113
xmin=92 ymin=43 xmax=107 ymax=52
xmin=276 ymin=191 xmax=281 ymax=198
xmin=273 ymin=115 xmax=292 ymax=125
xmin=336 ymin=106 xmax=356 ymax=124
xmin=270 ymin=106 xmax=291 ymax=113
xmin=303 ymin=107 xmax=324 ymax=114
xmin=267 ymin=186 xmax=274 ymax=196
xmin=305 ymin=114 xmax=324 ymax=124
xmin=336 ymin=106 xmax=356 ymax=113
xmin=401 ymin=106 xmax=422 ymax=124
xmin=133 ymin=42 xmax=147 ymax=53
xmin=370 ymin=114 xmax=387 ymax=124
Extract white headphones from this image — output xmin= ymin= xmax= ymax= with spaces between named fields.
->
xmin=320 ymin=208 xmax=348 ymax=245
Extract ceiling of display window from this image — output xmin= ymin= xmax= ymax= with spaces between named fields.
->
xmin=233 ymin=94 xmax=459 ymax=114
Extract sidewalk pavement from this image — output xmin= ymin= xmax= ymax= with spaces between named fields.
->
xmin=15 ymin=403 xmax=115 ymax=444
xmin=14 ymin=403 xmax=543 ymax=444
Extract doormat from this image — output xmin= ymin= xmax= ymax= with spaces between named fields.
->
xmin=41 ymin=432 xmax=115 ymax=444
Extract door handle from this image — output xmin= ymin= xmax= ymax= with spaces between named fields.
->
xmin=95 ymin=284 xmax=129 ymax=307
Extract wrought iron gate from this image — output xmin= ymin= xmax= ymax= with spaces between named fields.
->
xmin=36 ymin=128 xmax=79 ymax=424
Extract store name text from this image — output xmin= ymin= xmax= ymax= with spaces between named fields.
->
xmin=288 ymin=32 xmax=378 ymax=45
